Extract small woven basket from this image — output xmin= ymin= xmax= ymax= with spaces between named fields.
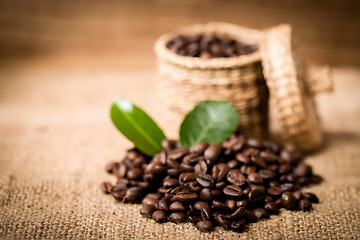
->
xmin=154 ymin=22 xmax=268 ymax=139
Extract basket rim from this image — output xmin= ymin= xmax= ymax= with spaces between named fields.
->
xmin=154 ymin=22 xmax=263 ymax=70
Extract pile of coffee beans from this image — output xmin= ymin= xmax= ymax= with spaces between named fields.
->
xmin=101 ymin=134 xmax=321 ymax=232
xmin=166 ymin=34 xmax=258 ymax=59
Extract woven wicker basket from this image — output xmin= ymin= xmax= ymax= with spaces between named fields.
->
xmin=154 ymin=22 xmax=268 ymax=139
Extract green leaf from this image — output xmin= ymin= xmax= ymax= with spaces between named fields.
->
xmin=110 ymin=98 xmax=166 ymax=156
xmin=179 ymin=100 xmax=239 ymax=148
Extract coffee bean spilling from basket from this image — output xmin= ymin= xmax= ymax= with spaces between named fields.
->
xmin=166 ymin=34 xmax=258 ymax=59
xmin=101 ymin=134 xmax=321 ymax=232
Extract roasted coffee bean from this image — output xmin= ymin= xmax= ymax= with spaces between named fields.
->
xmin=292 ymin=190 xmax=303 ymax=201
xmin=194 ymin=160 xmax=208 ymax=174
xmin=230 ymin=206 xmax=246 ymax=220
xmin=147 ymin=192 xmax=162 ymax=200
xmin=236 ymin=200 xmax=248 ymax=208
xmin=190 ymin=142 xmax=209 ymax=155
xmin=179 ymin=172 xmax=197 ymax=184
xmin=100 ymin=182 xmax=113 ymax=194
xmin=200 ymin=188 xmax=213 ymax=201
xmin=299 ymin=199 xmax=312 ymax=211
xmin=140 ymin=204 xmax=155 ymax=218
xmin=259 ymin=169 xmax=277 ymax=180
xmin=264 ymin=195 xmax=274 ymax=203
xmin=213 ymin=200 xmax=229 ymax=210
xmin=247 ymin=138 xmax=263 ymax=148
xmin=241 ymin=165 xmax=257 ymax=176
xmin=200 ymin=207 xmax=212 ymax=221
xmin=248 ymin=173 xmax=264 ymax=184
xmin=235 ymin=153 xmax=250 ymax=164
xmin=112 ymin=191 xmax=125 ymax=201
xmin=204 ymin=144 xmax=222 ymax=163
xmin=278 ymin=164 xmax=292 ymax=174
xmin=180 ymin=163 xmax=194 ymax=172
xmin=215 ymin=181 xmax=227 ymax=189
xmin=133 ymin=156 xmax=146 ymax=168
xmin=245 ymin=210 xmax=257 ymax=223
xmin=230 ymin=219 xmax=246 ymax=232
xmin=176 ymin=192 xmax=198 ymax=202
xmin=156 ymin=197 xmax=169 ymax=212
xmin=153 ymin=210 xmax=167 ymax=223
xmin=251 ymin=156 xmax=267 ymax=169
xmin=264 ymin=201 xmax=279 ymax=214
xmin=169 ymin=201 xmax=186 ymax=211
xmin=168 ymin=148 xmax=189 ymax=160
xmin=196 ymin=220 xmax=214 ymax=232
xmin=196 ymin=173 xmax=215 ymax=188
xmin=223 ymin=185 xmax=244 ymax=198
xmin=169 ymin=212 xmax=187 ymax=223
xmin=161 ymin=139 xmax=177 ymax=151
xmin=281 ymin=192 xmax=297 ymax=210
xmin=280 ymin=150 xmax=302 ymax=163
xmin=260 ymin=151 xmax=278 ymax=163
xmin=293 ymin=163 xmax=312 ymax=177
xmin=183 ymin=153 xmax=202 ymax=165
xmin=303 ymin=192 xmax=319 ymax=203
xmin=151 ymin=165 xmax=168 ymax=175
xmin=166 ymin=158 xmax=180 ymax=169
xmin=248 ymin=188 xmax=265 ymax=202
xmin=160 ymin=152 xmax=168 ymax=166
xmin=252 ymin=208 xmax=268 ymax=220
xmin=217 ymin=214 xmax=231 ymax=230
xmin=105 ymin=162 xmax=118 ymax=174
xmin=212 ymin=163 xmax=229 ymax=182
xmin=115 ymin=163 xmax=127 ymax=179
xmin=280 ymin=183 xmax=296 ymax=192
xmin=225 ymin=199 xmax=236 ymax=211
xmin=227 ymin=169 xmax=246 ymax=186
xmin=263 ymin=141 xmax=281 ymax=154
xmin=142 ymin=196 xmax=158 ymax=206
xmin=127 ymin=168 xmax=143 ymax=180
xmin=163 ymin=178 xmax=179 ymax=188
xmin=227 ymin=159 xmax=239 ymax=169
xmin=167 ymin=168 xmax=181 ymax=177
xmin=125 ymin=187 xmax=143 ymax=203
xmin=211 ymin=189 xmax=222 ymax=198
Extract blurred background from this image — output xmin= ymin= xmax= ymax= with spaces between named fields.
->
xmin=0 ymin=0 xmax=359 ymax=68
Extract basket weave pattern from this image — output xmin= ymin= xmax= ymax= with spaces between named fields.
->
xmin=155 ymin=22 xmax=269 ymax=139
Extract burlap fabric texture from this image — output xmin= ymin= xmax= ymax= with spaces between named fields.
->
xmin=0 ymin=65 xmax=359 ymax=239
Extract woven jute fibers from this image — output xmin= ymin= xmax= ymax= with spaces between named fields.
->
xmin=1 ymin=65 xmax=360 ymax=239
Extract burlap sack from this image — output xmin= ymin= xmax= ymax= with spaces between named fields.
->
xmin=0 ymin=66 xmax=359 ymax=239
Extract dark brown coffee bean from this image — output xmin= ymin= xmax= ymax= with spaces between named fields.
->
xmin=168 ymin=148 xmax=189 ymax=160
xmin=230 ymin=219 xmax=246 ymax=232
xmin=252 ymin=208 xmax=268 ymax=220
xmin=293 ymin=163 xmax=312 ymax=177
xmin=225 ymin=199 xmax=236 ymax=211
xmin=166 ymin=158 xmax=180 ymax=169
xmin=212 ymin=163 xmax=229 ymax=183
xmin=280 ymin=150 xmax=302 ymax=163
xmin=215 ymin=181 xmax=227 ymax=189
xmin=194 ymin=160 xmax=208 ymax=174
xmin=112 ymin=191 xmax=125 ymax=201
xmin=299 ymin=199 xmax=312 ymax=211
xmin=251 ymin=156 xmax=267 ymax=169
xmin=133 ymin=156 xmax=146 ymax=168
xmin=105 ymin=162 xmax=118 ymax=174
xmin=217 ymin=214 xmax=231 ymax=230
xmin=264 ymin=195 xmax=274 ymax=203
xmin=100 ymin=182 xmax=113 ymax=194
xmin=260 ymin=151 xmax=278 ymax=163
xmin=196 ymin=220 xmax=214 ymax=232
xmin=156 ymin=197 xmax=169 ymax=212
xmin=196 ymin=173 xmax=214 ymax=188
xmin=303 ymin=192 xmax=319 ymax=203
xmin=227 ymin=159 xmax=239 ymax=169
xmin=248 ymin=188 xmax=265 ymax=202
xmin=241 ymin=165 xmax=257 ymax=176
xmin=193 ymin=201 xmax=210 ymax=211
xmin=281 ymin=192 xmax=297 ymax=210
xmin=235 ymin=153 xmax=250 ymax=164
xmin=169 ymin=201 xmax=186 ymax=211
xmin=278 ymin=164 xmax=292 ymax=174
xmin=142 ymin=196 xmax=158 ymax=206
xmin=259 ymin=169 xmax=277 ymax=180
xmin=223 ymin=185 xmax=244 ymax=198
xmin=245 ymin=210 xmax=257 ymax=223
xmin=180 ymin=163 xmax=194 ymax=172
xmin=204 ymin=144 xmax=222 ymax=162
xmin=183 ymin=153 xmax=202 ymax=165
xmin=247 ymin=138 xmax=263 ymax=148
xmin=127 ymin=168 xmax=143 ymax=180
xmin=169 ymin=212 xmax=187 ymax=223
xmin=143 ymin=173 xmax=155 ymax=182
xmin=280 ymin=183 xmax=295 ymax=192
xmin=264 ymin=201 xmax=279 ymax=214
xmin=115 ymin=163 xmax=127 ymax=179
xmin=263 ymin=141 xmax=281 ymax=154
xmin=161 ymin=139 xmax=177 ymax=151
xmin=176 ymin=192 xmax=198 ymax=202
xmin=152 ymin=210 xmax=167 ymax=223
xmin=167 ymin=168 xmax=181 ymax=177
xmin=179 ymin=172 xmax=197 ymax=184
xmin=199 ymin=188 xmax=212 ymax=201
xmin=248 ymin=173 xmax=263 ymax=185
xmin=292 ymin=190 xmax=303 ymax=201
xmin=213 ymin=200 xmax=229 ymax=210
xmin=163 ymin=178 xmax=179 ymax=188
xmin=190 ymin=142 xmax=209 ymax=155
xmin=140 ymin=204 xmax=155 ymax=218
xmin=152 ymin=165 xmax=168 ymax=175
xmin=124 ymin=187 xmax=143 ymax=203
xmin=230 ymin=206 xmax=246 ymax=220
xmin=236 ymin=200 xmax=248 ymax=208
xmin=227 ymin=169 xmax=246 ymax=186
